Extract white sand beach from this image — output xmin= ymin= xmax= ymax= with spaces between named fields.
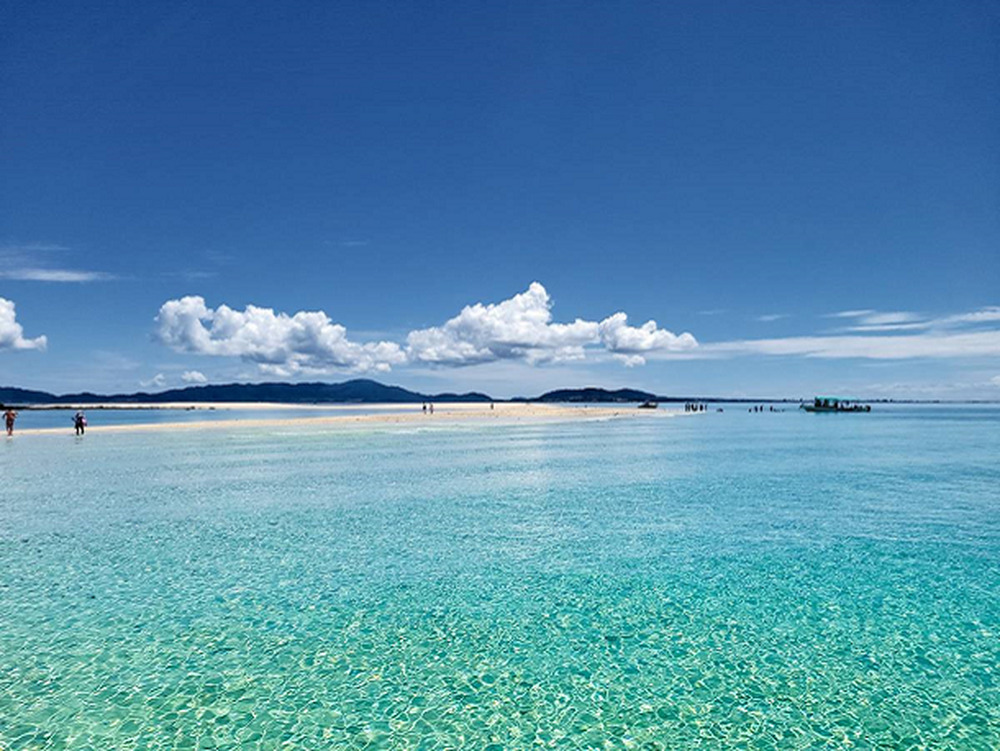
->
xmin=14 ymin=402 xmax=686 ymax=436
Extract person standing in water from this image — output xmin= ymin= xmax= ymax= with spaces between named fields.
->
xmin=4 ymin=407 xmax=16 ymax=436
xmin=74 ymin=410 xmax=87 ymax=435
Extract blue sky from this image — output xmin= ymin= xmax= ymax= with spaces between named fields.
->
xmin=2 ymin=1 xmax=998 ymax=398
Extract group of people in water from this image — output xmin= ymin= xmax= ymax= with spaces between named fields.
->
xmin=1 ymin=406 xmax=88 ymax=436
xmin=420 ymin=402 xmax=495 ymax=414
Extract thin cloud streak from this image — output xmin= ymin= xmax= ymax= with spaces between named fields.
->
xmin=0 ymin=243 xmax=71 ymax=253
xmin=0 ymin=269 xmax=116 ymax=282
xmin=703 ymin=329 xmax=1000 ymax=359
xmin=830 ymin=306 xmax=1000 ymax=333
xmin=0 ymin=243 xmax=114 ymax=282
xmin=826 ymin=309 xmax=876 ymax=318
xmin=648 ymin=304 xmax=1000 ymax=361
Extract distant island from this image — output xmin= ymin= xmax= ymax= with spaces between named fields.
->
xmin=2 ymin=378 xmax=799 ymax=407
xmin=0 ymin=379 xmax=978 ymax=407
xmin=0 ymin=379 xmax=490 ymax=406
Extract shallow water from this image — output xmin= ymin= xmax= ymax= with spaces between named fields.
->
xmin=6 ymin=405 xmax=417 ymax=431
xmin=1 ymin=407 xmax=998 ymax=748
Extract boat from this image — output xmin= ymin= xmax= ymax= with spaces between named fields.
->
xmin=638 ymin=400 xmax=658 ymax=409
xmin=801 ymin=396 xmax=871 ymax=413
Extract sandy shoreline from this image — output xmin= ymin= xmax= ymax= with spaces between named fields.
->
xmin=18 ymin=401 xmax=466 ymax=411
xmin=12 ymin=402 xmax=685 ymax=437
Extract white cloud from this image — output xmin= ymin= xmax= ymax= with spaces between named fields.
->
xmin=0 ymin=297 xmax=46 ymax=351
xmin=938 ymin=306 xmax=1000 ymax=326
xmin=827 ymin=309 xmax=876 ymax=319
xmin=155 ymin=283 xmax=699 ymax=373
xmin=405 ymin=282 xmax=601 ymax=366
xmin=991 ymin=375 xmax=1000 ymax=388
xmin=613 ymin=354 xmax=647 ymax=367
xmin=705 ymin=329 xmax=1000 ymax=359
xmin=823 ymin=306 xmax=1000 ymax=334
xmin=181 ymin=370 xmax=208 ymax=384
xmin=857 ymin=311 xmax=922 ymax=326
xmin=0 ymin=269 xmax=115 ymax=282
xmin=756 ymin=314 xmax=787 ymax=322
xmin=155 ymin=296 xmax=406 ymax=376
xmin=0 ymin=243 xmax=71 ymax=252
xmin=844 ymin=321 xmax=931 ymax=333
xmin=140 ymin=373 xmax=167 ymax=389
xmin=0 ymin=244 xmax=113 ymax=282
xmin=826 ymin=306 xmax=1000 ymax=332
xmin=826 ymin=310 xmax=927 ymax=332
xmin=597 ymin=312 xmax=697 ymax=366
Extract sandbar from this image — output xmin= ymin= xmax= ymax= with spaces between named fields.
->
xmin=13 ymin=402 xmax=687 ymax=437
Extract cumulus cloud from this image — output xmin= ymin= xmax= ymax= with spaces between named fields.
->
xmin=404 ymin=283 xmax=697 ymax=367
xmin=991 ymin=375 xmax=1000 ymax=388
xmin=155 ymin=296 xmax=406 ymax=376
xmin=406 ymin=282 xmax=601 ymax=366
xmin=181 ymin=370 xmax=208 ymax=384
xmin=155 ymin=283 xmax=699 ymax=373
xmin=597 ymin=312 xmax=697 ymax=366
xmin=0 ymin=297 xmax=47 ymax=351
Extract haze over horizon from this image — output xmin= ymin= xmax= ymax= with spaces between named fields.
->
xmin=2 ymin=1 xmax=998 ymax=399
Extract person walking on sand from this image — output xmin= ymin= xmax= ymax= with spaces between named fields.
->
xmin=74 ymin=410 xmax=87 ymax=436
xmin=4 ymin=407 xmax=16 ymax=436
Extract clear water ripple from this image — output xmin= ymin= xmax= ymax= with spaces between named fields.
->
xmin=1 ymin=406 xmax=998 ymax=748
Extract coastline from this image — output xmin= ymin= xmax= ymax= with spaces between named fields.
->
xmin=11 ymin=402 xmax=684 ymax=437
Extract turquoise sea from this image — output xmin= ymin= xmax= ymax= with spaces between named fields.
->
xmin=1 ymin=406 xmax=998 ymax=748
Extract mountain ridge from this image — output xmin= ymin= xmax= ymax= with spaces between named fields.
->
xmin=1 ymin=379 xmax=810 ymax=405
xmin=0 ymin=379 xmax=491 ymax=405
